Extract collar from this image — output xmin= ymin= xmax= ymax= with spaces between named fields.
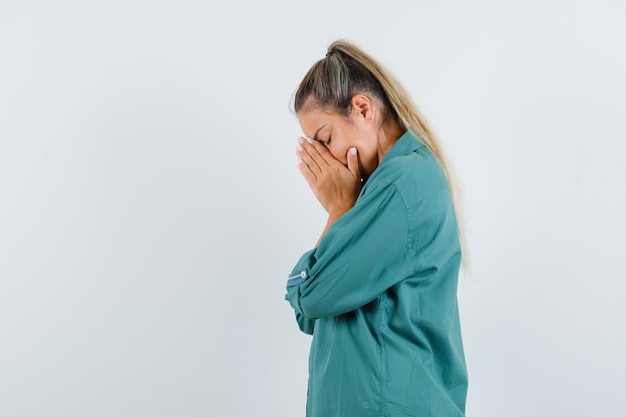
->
xmin=380 ymin=129 xmax=425 ymax=165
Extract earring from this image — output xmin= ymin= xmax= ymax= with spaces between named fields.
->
xmin=367 ymin=117 xmax=372 ymax=121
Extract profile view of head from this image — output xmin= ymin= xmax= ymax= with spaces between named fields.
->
xmin=293 ymin=39 xmax=457 ymax=198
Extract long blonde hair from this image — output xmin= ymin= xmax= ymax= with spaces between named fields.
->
xmin=294 ymin=39 xmax=467 ymax=266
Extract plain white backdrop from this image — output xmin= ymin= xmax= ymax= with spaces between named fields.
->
xmin=1 ymin=1 xmax=625 ymax=416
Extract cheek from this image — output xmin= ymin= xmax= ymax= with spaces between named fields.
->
xmin=328 ymin=142 xmax=361 ymax=164
xmin=328 ymin=138 xmax=355 ymax=162
xmin=328 ymin=146 xmax=347 ymax=163
xmin=328 ymin=129 xmax=360 ymax=163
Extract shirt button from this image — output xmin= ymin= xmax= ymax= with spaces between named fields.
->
xmin=300 ymin=271 xmax=307 ymax=279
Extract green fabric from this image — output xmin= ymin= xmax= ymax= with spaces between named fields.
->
xmin=285 ymin=131 xmax=468 ymax=417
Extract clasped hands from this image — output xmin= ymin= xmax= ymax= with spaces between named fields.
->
xmin=296 ymin=137 xmax=362 ymax=218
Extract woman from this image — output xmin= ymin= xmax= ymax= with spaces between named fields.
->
xmin=285 ymin=40 xmax=468 ymax=417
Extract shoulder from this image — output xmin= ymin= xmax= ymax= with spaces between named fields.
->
xmin=369 ymin=146 xmax=450 ymax=206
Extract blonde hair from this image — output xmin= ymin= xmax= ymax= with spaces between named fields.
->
xmin=294 ymin=39 xmax=468 ymax=267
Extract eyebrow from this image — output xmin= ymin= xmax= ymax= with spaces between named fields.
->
xmin=312 ymin=124 xmax=327 ymax=142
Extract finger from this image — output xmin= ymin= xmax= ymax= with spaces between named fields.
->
xmin=297 ymin=138 xmax=323 ymax=175
xmin=303 ymin=137 xmax=333 ymax=168
xmin=298 ymin=157 xmax=318 ymax=184
xmin=346 ymin=147 xmax=360 ymax=179
xmin=297 ymin=148 xmax=323 ymax=176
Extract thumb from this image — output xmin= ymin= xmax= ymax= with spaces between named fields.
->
xmin=346 ymin=147 xmax=360 ymax=179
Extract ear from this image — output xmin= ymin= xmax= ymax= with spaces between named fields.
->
xmin=351 ymin=94 xmax=374 ymax=123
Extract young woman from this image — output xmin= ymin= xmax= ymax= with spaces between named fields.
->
xmin=285 ymin=40 xmax=468 ymax=417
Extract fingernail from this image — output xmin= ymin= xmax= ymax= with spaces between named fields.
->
xmin=297 ymin=157 xmax=302 ymax=164
xmin=306 ymin=137 xmax=313 ymax=144
xmin=350 ymin=147 xmax=357 ymax=155
xmin=297 ymin=137 xmax=304 ymax=144
xmin=296 ymin=144 xmax=303 ymax=152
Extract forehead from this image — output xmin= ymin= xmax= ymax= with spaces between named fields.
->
xmin=297 ymin=109 xmax=338 ymax=138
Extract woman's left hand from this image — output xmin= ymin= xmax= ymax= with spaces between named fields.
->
xmin=296 ymin=137 xmax=362 ymax=217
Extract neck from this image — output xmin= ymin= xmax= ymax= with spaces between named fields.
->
xmin=376 ymin=120 xmax=406 ymax=162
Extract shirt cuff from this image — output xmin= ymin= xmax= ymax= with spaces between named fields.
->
xmin=285 ymin=248 xmax=317 ymax=315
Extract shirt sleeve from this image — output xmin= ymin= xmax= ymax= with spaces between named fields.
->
xmin=285 ymin=181 xmax=411 ymax=319
xmin=286 ymin=249 xmax=317 ymax=335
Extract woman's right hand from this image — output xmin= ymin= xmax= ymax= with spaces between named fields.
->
xmin=296 ymin=137 xmax=362 ymax=218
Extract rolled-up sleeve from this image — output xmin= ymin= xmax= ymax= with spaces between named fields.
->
xmin=285 ymin=249 xmax=317 ymax=334
xmin=285 ymin=181 xmax=412 ymax=321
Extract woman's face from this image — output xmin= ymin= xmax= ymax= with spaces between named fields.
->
xmin=297 ymin=103 xmax=379 ymax=179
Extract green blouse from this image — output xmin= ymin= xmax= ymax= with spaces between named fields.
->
xmin=285 ymin=130 xmax=468 ymax=417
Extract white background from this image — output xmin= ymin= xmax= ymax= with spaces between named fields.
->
xmin=1 ymin=1 xmax=625 ymax=416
